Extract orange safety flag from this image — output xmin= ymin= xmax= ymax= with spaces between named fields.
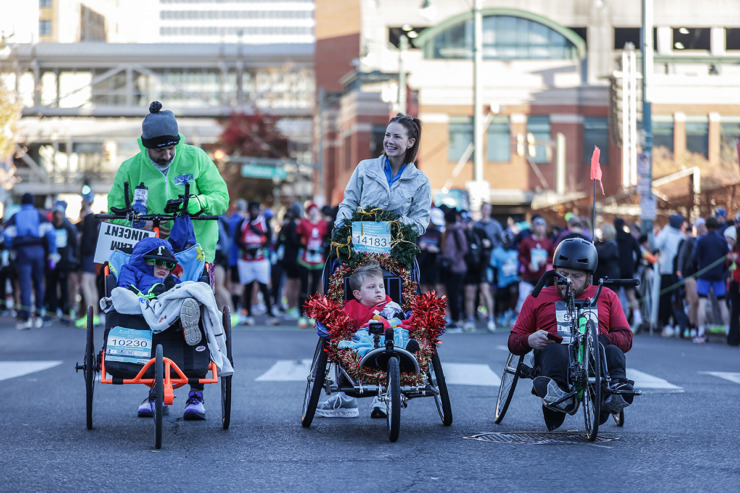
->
xmin=590 ymin=146 xmax=604 ymax=195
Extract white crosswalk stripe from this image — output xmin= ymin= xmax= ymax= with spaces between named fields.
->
xmin=0 ymin=361 xmax=63 ymax=382
xmin=699 ymin=371 xmax=740 ymax=384
xmin=255 ymin=360 xmax=679 ymax=390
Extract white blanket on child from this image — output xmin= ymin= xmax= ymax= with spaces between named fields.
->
xmin=103 ymin=281 xmax=234 ymax=377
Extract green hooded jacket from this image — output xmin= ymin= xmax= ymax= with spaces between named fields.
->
xmin=108 ymin=135 xmax=229 ymax=263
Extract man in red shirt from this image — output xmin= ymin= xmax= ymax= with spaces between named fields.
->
xmin=508 ymin=238 xmax=634 ymax=431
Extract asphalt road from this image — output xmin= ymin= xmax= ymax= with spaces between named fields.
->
xmin=2 ymin=316 xmax=739 ymax=492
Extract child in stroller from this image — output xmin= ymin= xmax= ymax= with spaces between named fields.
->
xmin=315 ymin=259 xmax=418 ymax=419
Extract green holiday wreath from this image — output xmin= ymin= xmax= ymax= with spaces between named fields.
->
xmin=330 ymin=207 xmax=420 ymax=268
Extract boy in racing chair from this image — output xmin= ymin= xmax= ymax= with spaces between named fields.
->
xmin=115 ymin=237 xmax=213 ymax=420
xmin=508 ymin=238 xmax=635 ymax=431
xmin=315 ymin=259 xmax=418 ymax=419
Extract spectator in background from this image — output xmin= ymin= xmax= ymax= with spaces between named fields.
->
xmin=417 ymin=207 xmax=444 ymax=295
xmin=714 ymin=207 xmax=729 ymax=236
xmin=235 ymin=201 xmax=277 ymax=325
xmin=490 ymin=230 xmax=519 ymax=328
xmin=4 ymin=193 xmax=58 ymax=329
xmin=516 ymin=216 xmax=553 ymax=315
xmin=691 ymin=216 xmax=729 ymax=343
xmin=213 ymin=213 xmax=233 ymax=313
xmin=554 ymin=214 xmax=592 ymax=247
xmin=614 ymin=217 xmax=643 ymax=328
xmin=227 ymin=199 xmax=248 ymax=317
xmin=296 ymin=203 xmax=329 ymax=329
xmin=461 ymin=211 xmax=487 ymax=331
xmin=76 ymin=195 xmax=101 ymax=328
xmin=473 ymin=203 xmax=500 ymax=331
xmin=47 ymin=202 xmax=78 ymax=324
xmin=725 ymin=225 xmax=740 ymax=346
xmin=676 ymin=218 xmax=705 ymax=338
xmin=594 ymin=223 xmax=620 ymax=284
xmin=275 ymin=202 xmax=302 ymax=318
xmin=0 ymin=218 xmax=17 ymax=316
xmin=441 ymin=208 xmax=467 ymax=331
xmin=654 ymin=213 xmax=685 ymax=336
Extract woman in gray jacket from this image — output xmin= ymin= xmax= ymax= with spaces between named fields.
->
xmin=336 ymin=114 xmax=432 ymax=236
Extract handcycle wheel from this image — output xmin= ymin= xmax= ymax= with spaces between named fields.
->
xmin=84 ymin=306 xmax=96 ymax=430
xmin=429 ymin=351 xmax=452 ymax=426
xmin=613 ymin=410 xmax=624 ymax=427
xmin=494 ymin=352 xmax=523 ymax=424
xmin=301 ymin=338 xmax=328 ymax=428
xmin=386 ymin=356 xmax=401 ymax=442
xmin=154 ymin=344 xmax=164 ymax=450
xmin=583 ymin=322 xmax=601 ymax=441
xmin=221 ymin=306 xmax=233 ymax=430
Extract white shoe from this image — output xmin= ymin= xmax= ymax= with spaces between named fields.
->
xmin=244 ymin=316 xmax=255 ymax=326
xmin=16 ymin=319 xmax=32 ymax=330
xmin=33 ymin=317 xmax=43 ymax=329
xmin=661 ymin=325 xmax=674 ymax=337
xmin=487 ymin=319 xmax=497 ymax=332
xmin=315 ymin=394 xmax=359 ymax=418
xmin=180 ymin=298 xmax=202 ymax=346
xmin=462 ymin=320 xmax=475 ymax=332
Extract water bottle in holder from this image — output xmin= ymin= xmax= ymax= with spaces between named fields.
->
xmin=132 ymin=182 xmax=148 ymax=228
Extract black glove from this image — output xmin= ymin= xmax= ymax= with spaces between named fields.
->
xmin=598 ymin=334 xmax=611 ymax=347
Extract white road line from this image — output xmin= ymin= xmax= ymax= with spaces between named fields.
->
xmin=255 ymin=359 xmax=311 ymax=381
xmin=626 ymin=369 xmax=682 ymax=391
xmin=699 ymin=371 xmax=740 ymax=384
xmin=256 ymin=360 xmax=499 ymax=386
xmin=0 ymin=361 xmax=63 ymax=382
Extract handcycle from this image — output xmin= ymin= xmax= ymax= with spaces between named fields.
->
xmin=300 ymin=255 xmax=452 ymax=442
xmin=494 ymin=270 xmax=641 ymax=441
xmin=75 ymin=182 xmax=233 ymax=449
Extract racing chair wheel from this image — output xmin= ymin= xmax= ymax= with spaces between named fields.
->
xmin=429 ymin=351 xmax=452 ymax=426
xmin=386 ymin=356 xmax=401 ymax=442
xmin=221 ymin=306 xmax=233 ymax=430
xmin=494 ymin=352 xmax=523 ymax=424
xmin=301 ymin=338 xmax=328 ymax=428
xmin=84 ymin=306 xmax=96 ymax=430
xmin=583 ymin=321 xmax=601 ymax=442
xmin=154 ymin=344 xmax=164 ymax=450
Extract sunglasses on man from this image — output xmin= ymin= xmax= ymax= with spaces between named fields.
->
xmin=147 ymin=258 xmax=177 ymax=270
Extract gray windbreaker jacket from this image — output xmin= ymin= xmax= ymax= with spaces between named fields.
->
xmin=336 ymin=156 xmax=432 ymax=235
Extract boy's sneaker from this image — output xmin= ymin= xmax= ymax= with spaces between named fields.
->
xmin=370 ymin=396 xmax=387 ymax=419
xmin=183 ymin=390 xmax=206 ymax=420
xmin=315 ymin=394 xmax=359 ymax=418
xmin=137 ymin=390 xmax=169 ymax=418
xmin=533 ymin=376 xmax=576 ymax=413
xmin=16 ymin=319 xmax=32 ymax=330
xmin=180 ymin=298 xmax=202 ymax=346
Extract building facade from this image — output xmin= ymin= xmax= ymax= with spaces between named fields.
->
xmin=314 ymin=0 xmax=740 ymax=221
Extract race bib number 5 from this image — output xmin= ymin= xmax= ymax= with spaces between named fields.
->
xmin=352 ymin=221 xmax=391 ymax=254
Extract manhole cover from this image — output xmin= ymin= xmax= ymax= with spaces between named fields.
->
xmin=465 ymin=431 xmax=615 ymax=445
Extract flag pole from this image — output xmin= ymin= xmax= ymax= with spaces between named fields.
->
xmin=591 ymin=179 xmax=596 ymax=239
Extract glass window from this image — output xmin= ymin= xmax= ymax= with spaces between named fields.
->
xmin=727 ymin=29 xmax=740 ymax=51
xmin=685 ymin=121 xmax=708 ymax=158
xmin=39 ymin=0 xmax=51 ymax=7
xmin=526 ymin=116 xmax=550 ymax=164
xmin=448 ymin=117 xmax=472 ymax=162
xmin=583 ymin=118 xmax=609 ymax=165
xmin=428 ymin=15 xmax=578 ymax=60
xmin=39 ymin=20 xmax=51 ymax=36
xmin=652 ymin=121 xmax=674 ymax=153
xmin=672 ymin=27 xmax=710 ymax=51
xmin=720 ymin=122 xmax=740 ymax=162
xmin=486 ymin=117 xmax=510 ymax=162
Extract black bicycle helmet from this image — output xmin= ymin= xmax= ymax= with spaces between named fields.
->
xmin=552 ymin=237 xmax=598 ymax=273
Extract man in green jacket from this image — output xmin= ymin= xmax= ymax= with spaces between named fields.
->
xmin=107 ymin=101 xmax=229 ymax=421
xmin=108 ymin=101 xmax=229 ymax=264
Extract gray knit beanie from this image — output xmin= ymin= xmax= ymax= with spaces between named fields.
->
xmin=141 ymin=101 xmax=180 ymax=149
